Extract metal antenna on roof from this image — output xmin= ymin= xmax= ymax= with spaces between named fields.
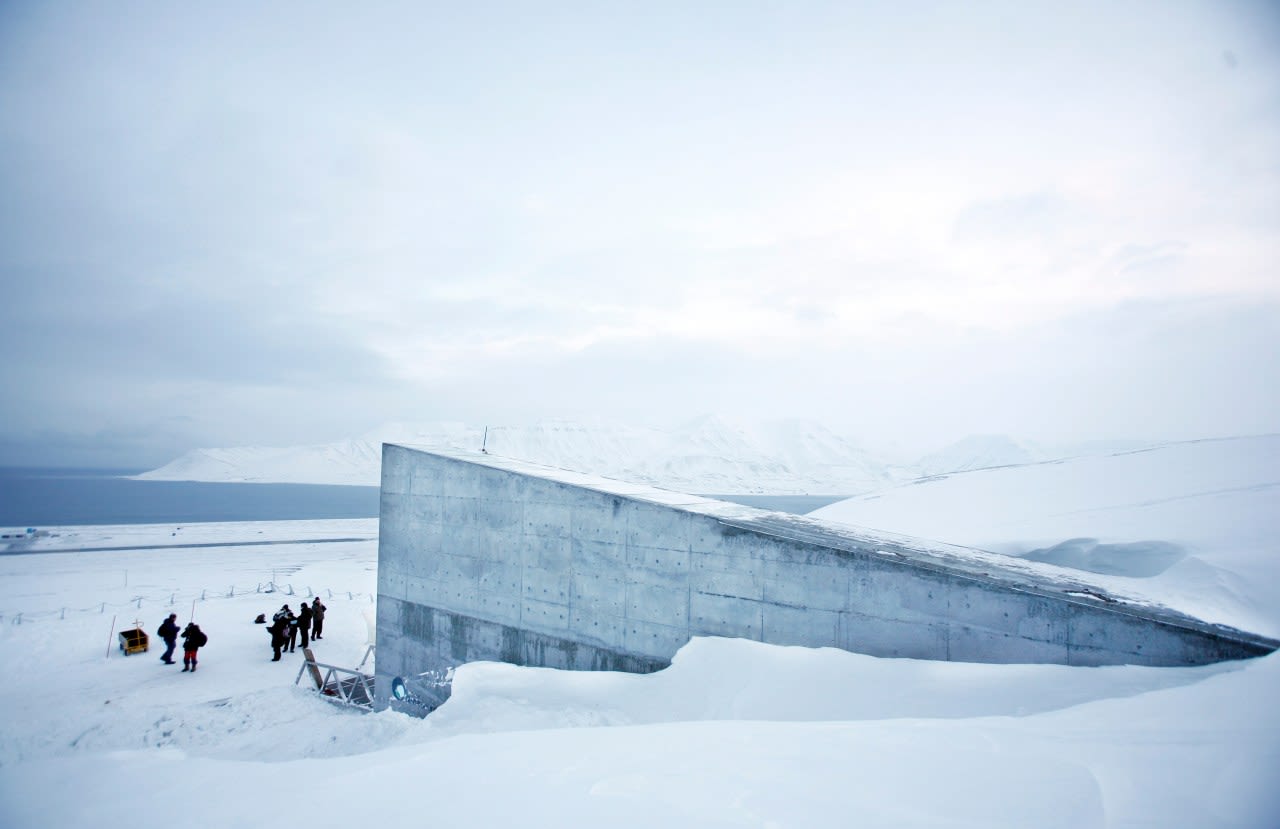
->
xmin=481 ymin=426 xmax=489 ymax=454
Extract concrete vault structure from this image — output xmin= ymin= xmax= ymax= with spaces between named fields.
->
xmin=375 ymin=444 xmax=1277 ymax=713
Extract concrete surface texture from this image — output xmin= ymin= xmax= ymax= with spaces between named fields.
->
xmin=375 ymin=444 xmax=1276 ymax=711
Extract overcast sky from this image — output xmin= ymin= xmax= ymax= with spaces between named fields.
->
xmin=1 ymin=1 xmax=1277 ymax=468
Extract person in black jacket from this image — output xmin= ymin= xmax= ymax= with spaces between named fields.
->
xmin=268 ymin=615 xmax=289 ymax=661
xmin=286 ymin=608 xmax=299 ymax=653
xmin=157 ymin=613 xmax=179 ymax=665
xmin=181 ymin=623 xmax=207 ymax=672
xmin=311 ymin=598 xmax=326 ymax=640
xmin=297 ymin=601 xmax=312 ymax=649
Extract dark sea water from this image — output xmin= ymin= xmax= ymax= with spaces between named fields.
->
xmin=0 ymin=467 xmax=380 ymax=527
xmin=0 ymin=468 xmax=842 ymax=528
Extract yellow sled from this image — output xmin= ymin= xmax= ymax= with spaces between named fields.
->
xmin=118 ymin=628 xmax=149 ymax=655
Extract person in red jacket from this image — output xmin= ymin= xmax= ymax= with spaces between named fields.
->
xmin=180 ymin=623 xmax=207 ymax=672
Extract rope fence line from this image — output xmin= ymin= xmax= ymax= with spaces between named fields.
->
xmin=3 ymin=536 xmax=376 ymax=557
xmin=0 ymin=582 xmax=375 ymax=626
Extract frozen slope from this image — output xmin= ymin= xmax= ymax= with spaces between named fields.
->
xmin=813 ymin=435 xmax=1280 ymax=638
xmin=912 ymin=435 xmax=1155 ymax=477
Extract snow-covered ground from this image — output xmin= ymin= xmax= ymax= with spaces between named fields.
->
xmin=2 ymin=500 xmax=1279 ymax=825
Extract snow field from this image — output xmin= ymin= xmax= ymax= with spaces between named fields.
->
xmin=1 ymin=519 xmax=1278 ymax=827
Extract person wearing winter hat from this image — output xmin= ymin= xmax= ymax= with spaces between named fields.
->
xmin=157 ymin=613 xmax=179 ymax=665
xmin=297 ymin=601 xmax=313 ymax=648
xmin=267 ymin=614 xmax=289 ymax=661
xmin=311 ymin=598 xmax=326 ymax=640
xmin=180 ymin=622 xmax=208 ymax=672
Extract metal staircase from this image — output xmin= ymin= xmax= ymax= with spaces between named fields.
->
xmin=295 ymin=645 xmax=375 ymax=710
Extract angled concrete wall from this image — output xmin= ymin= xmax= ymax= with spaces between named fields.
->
xmin=375 ymin=444 xmax=1276 ymax=712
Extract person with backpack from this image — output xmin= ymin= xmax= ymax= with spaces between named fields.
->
xmin=180 ymin=623 xmax=207 ymax=672
xmin=311 ymin=598 xmax=326 ymax=640
xmin=297 ymin=601 xmax=313 ymax=649
xmin=268 ymin=613 xmax=289 ymax=661
xmin=157 ymin=613 xmax=179 ymax=665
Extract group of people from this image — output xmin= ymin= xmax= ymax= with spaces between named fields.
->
xmin=156 ymin=613 xmax=208 ymax=672
xmin=152 ymin=596 xmax=328 ymax=673
xmin=268 ymin=598 xmax=326 ymax=661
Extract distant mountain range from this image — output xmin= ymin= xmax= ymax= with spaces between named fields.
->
xmin=138 ymin=418 xmax=1156 ymax=495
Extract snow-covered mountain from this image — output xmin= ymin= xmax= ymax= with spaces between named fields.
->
xmin=914 ymin=434 xmax=1044 ymax=476
xmin=138 ymin=417 xmax=1173 ymax=495
xmin=138 ymin=418 xmax=901 ymax=495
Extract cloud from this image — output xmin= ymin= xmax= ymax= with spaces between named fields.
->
xmin=1 ymin=2 xmax=1278 ymax=466
xmin=388 ymin=296 xmax=1280 ymax=451
xmin=952 ymin=192 xmax=1085 ymax=243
